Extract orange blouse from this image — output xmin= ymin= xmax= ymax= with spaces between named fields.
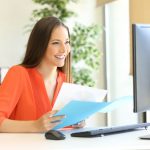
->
xmin=0 ymin=65 xmax=66 ymax=125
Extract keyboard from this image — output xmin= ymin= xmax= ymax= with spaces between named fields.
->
xmin=71 ymin=122 xmax=150 ymax=137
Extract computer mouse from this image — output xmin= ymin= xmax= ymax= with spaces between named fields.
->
xmin=45 ymin=130 xmax=66 ymax=140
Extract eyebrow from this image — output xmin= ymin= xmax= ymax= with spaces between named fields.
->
xmin=50 ymin=39 xmax=70 ymax=42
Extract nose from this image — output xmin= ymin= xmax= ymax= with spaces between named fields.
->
xmin=60 ymin=43 xmax=67 ymax=53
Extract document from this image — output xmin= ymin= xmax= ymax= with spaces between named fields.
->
xmin=53 ymin=82 xmax=107 ymax=110
xmin=53 ymin=96 xmax=133 ymax=130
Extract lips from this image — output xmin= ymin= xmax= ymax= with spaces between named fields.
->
xmin=55 ymin=55 xmax=65 ymax=60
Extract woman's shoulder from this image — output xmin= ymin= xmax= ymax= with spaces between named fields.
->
xmin=9 ymin=65 xmax=27 ymax=72
xmin=1 ymin=65 xmax=28 ymax=84
xmin=7 ymin=65 xmax=28 ymax=78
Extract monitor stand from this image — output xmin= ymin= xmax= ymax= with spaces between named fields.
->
xmin=139 ymin=134 xmax=150 ymax=140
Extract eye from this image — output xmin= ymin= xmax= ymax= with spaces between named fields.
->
xmin=65 ymin=41 xmax=70 ymax=44
xmin=51 ymin=41 xmax=60 ymax=45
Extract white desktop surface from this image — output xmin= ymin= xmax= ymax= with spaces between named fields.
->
xmin=1 ymin=128 xmax=150 ymax=150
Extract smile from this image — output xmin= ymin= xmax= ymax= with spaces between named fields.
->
xmin=55 ymin=55 xmax=65 ymax=60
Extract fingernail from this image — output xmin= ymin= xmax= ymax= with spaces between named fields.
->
xmin=50 ymin=120 xmax=61 ymax=123
xmin=61 ymin=115 xmax=66 ymax=118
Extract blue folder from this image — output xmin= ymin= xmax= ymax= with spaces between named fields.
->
xmin=53 ymin=100 xmax=107 ymax=130
xmin=53 ymin=96 xmax=133 ymax=130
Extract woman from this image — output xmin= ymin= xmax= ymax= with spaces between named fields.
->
xmin=0 ymin=16 xmax=84 ymax=133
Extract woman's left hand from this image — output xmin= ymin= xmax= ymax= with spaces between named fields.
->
xmin=71 ymin=120 xmax=86 ymax=128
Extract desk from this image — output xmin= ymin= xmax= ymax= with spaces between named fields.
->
xmin=1 ymin=128 xmax=150 ymax=150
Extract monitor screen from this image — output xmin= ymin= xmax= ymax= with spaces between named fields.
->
xmin=133 ymin=24 xmax=150 ymax=113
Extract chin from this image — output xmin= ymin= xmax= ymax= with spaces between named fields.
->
xmin=57 ymin=63 xmax=65 ymax=67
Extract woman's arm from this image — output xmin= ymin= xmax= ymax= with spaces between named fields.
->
xmin=0 ymin=110 xmax=65 ymax=133
xmin=0 ymin=119 xmax=37 ymax=133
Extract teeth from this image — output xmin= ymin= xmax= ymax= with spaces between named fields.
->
xmin=55 ymin=55 xmax=65 ymax=59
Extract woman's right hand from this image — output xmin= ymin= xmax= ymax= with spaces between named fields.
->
xmin=33 ymin=110 xmax=65 ymax=132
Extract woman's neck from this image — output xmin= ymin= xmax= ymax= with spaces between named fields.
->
xmin=36 ymin=64 xmax=57 ymax=82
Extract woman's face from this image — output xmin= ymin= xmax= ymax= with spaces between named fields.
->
xmin=42 ymin=25 xmax=70 ymax=68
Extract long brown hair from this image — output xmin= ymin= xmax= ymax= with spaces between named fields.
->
xmin=21 ymin=16 xmax=72 ymax=82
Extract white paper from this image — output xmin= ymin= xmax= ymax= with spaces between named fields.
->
xmin=53 ymin=82 xmax=107 ymax=110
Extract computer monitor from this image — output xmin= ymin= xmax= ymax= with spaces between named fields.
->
xmin=132 ymin=24 xmax=150 ymax=113
xmin=132 ymin=24 xmax=150 ymax=139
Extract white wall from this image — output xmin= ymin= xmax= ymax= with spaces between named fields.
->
xmin=68 ymin=0 xmax=101 ymax=26
xmin=105 ymin=0 xmax=138 ymax=126
xmin=0 ymin=0 xmax=36 ymax=67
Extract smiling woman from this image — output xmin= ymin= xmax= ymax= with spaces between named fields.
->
xmin=44 ymin=26 xmax=71 ymax=68
xmin=0 ymin=16 xmax=83 ymax=133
